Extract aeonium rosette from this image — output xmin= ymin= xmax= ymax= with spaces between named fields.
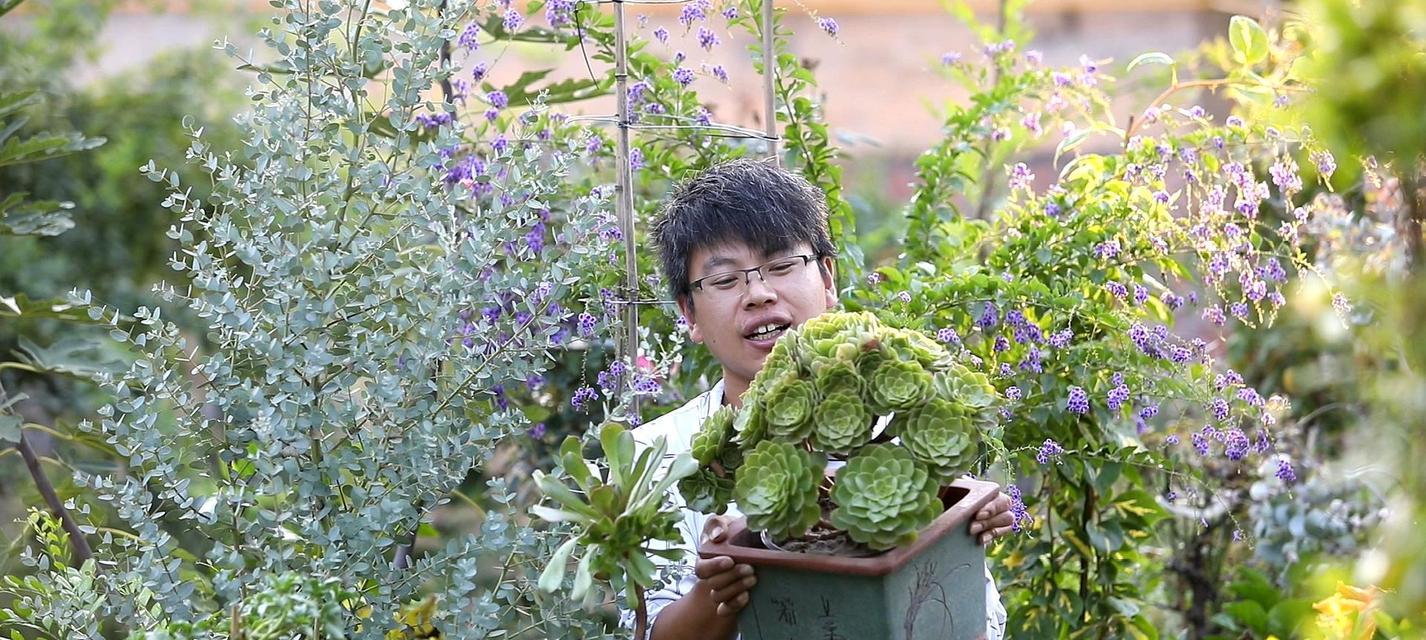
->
xmin=677 ymin=311 xmax=1001 ymax=552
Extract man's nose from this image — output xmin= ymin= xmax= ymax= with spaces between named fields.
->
xmin=743 ymin=271 xmax=778 ymax=306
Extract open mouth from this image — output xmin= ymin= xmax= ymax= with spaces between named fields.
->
xmin=745 ymin=322 xmax=791 ymax=342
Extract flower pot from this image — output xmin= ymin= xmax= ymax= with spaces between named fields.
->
xmin=698 ymin=477 xmax=1000 ymax=640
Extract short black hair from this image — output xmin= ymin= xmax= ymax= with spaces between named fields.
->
xmin=651 ymin=158 xmax=837 ymax=306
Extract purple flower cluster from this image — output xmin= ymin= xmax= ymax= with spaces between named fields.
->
xmin=1106 ymin=384 xmax=1130 ymax=412
xmin=571 ymin=385 xmax=597 ymax=411
xmin=1223 ymin=428 xmax=1249 ymax=460
xmin=1048 ymin=329 xmax=1073 ymax=348
xmin=673 ymin=67 xmax=695 ymax=87
xmin=1008 ymin=485 xmax=1032 ymax=533
xmin=1275 ymin=458 xmax=1296 ymax=484
xmin=977 ymin=302 xmax=999 ymax=329
xmin=503 ymin=8 xmax=523 ymax=31
xmin=546 ymin=0 xmax=575 ymax=27
xmin=696 ymin=26 xmax=719 ymax=50
xmin=576 ymin=312 xmax=597 ymax=337
xmin=1036 ymin=438 xmax=1065 ymax=464
xmin=1066 ymin=386 xmax=1089 ymax=415
xmin=817 ymin=16 xmax=839 ymax=36
xmin=936 ymin=326 xmax=961 ymax=345
xmin=632 ymin=375 xmax=661 ymax=395
xmin=1094 ymin=239 xmax=1120 ymax=260
xmin=459 ymin=23 xmax=481 ymax=50
xmin=1008 ymin=162 xmax=1035 ymax=192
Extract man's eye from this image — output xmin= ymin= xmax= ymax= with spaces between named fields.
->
xmin=709 ymin=276 xmax=741 ymax=289
xmin=766 ymin=260 xmax=798 ymax=275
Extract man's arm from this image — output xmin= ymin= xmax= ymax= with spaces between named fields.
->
xmin=649 ymin=516 xmax=756 ymax=640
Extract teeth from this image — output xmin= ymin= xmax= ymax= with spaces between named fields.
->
xmin=748 ymin=323 xmax=787 ymax=339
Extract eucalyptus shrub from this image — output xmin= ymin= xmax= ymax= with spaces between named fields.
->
xmin=3 ymin=0 xmax=617 ymax=637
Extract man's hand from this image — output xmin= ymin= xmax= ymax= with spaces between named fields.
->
xmin=697 ymin=516 xmax=758 ymax=616
xmin=968 ymin=490 xmax=1015 ymax=546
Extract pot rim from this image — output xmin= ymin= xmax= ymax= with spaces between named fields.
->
xmin=697 ymin=477 xmax=1000 ymax=577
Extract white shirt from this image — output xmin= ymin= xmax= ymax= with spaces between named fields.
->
xmin=623 ymin=379 xmax=1008 ymax=640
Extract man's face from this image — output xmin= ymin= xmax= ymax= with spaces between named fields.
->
xmin=678 ymin=241 xmax=837 ymax=394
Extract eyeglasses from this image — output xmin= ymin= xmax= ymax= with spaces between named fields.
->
xmin=689 ymin=254 xmax=819 ymax=302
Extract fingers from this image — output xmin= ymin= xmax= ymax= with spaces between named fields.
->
xmin=709 ymin=570 xmax=757 ymax=604
xmin=694 ymin=555 xmax=734 ymax=580
xmin=702 ymin=515 xmax=730 ymax=544
xmin=716 ymin=592 xmax=751 ymax=616
xmin=702 ymin=563 xmax=754 ymax=591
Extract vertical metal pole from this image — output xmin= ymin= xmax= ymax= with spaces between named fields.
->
xmin=761 ymin=0 xmax=779 ymax=164
xmin=613 ymin=0 xmax=640 ymax=416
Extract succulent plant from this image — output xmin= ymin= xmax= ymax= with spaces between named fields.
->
xmin=866 ymin=358 xmax=933 ymax=414
xmin=691 ymin=405 xmax=735 ymax=465
xmin=734 ymin=440 xmax=827 ymax=540
xmin=679 ymin=467 xmax=735 ymax=515
xmin=812 ymin=389 xmax=873 ymax=454
xmin=682 ymin=310 xmax=1001 ymax=553
xmin=829 ymin=445 xmax=943 ymax=551
xmin=891 ymin=398 xmax=980 ymax=482
xmin=763 ymin=376 xmax=818 ymax=442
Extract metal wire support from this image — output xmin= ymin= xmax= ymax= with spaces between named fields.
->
xmin=761 ymin=0 xmax=779 ymax=164
xmin=612 ymin=0 xmax=641 ymax=417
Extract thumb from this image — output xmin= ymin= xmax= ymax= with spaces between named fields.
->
xmin=703 ymin=516 xmax=727 ymax=543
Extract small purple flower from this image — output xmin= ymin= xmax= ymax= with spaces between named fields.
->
xmin=1237 ymin=387 xmax=1264 ymax=407
xmin=571 ymin=385 xmax=597 ymax=411
xmin=1005 ymin=386 xmax=1022 ymax=401
xmin=1162 ymin=292 xmax=1185 ymax=311
xmin=941 ymin=51 xmax=962 ymax=66
xmin=936 ymin=327 xmax=961 ymax=345
xmin=1230 ymin=302 xmax=1250 ymax=321
xmin=1331 ymin=292 xmax=1352 ymax=317
xmin=1203 ymin=305 xmax=1226 ymax=326
xmin=678 ymin=2 xmax=705 ymax=26
xmin=1106 ymin=385 xmax=1130 ymax=412
xmin=576 ymin=312 xmax=597 ymax=336
xmin=459 ymin=23 xmax=481 ymax=50
xmin=1094 ymin=239 xmax=1120 ymax=260
xmin=1312 ymin=150 xmax=1337 ymax=179
xmin=1007 ymin=485 xmax=1031 ymax=532
xmin=977 ymin=302 xmax=999 ymax=329
xmin=1132 ymin=284 xmax=1149 ymax=306
xmin=1048 ymin=329 xmax=1073 ymax=349
xmin=670 ymin=65 xmax=696 ymax=87
xmin=897 ymin=291 xmax=912 ymax=303
xmin=653 ymin=26 xmax=669 ymax=43
xmin=816 ymin=16 xmax=839 ymax=36
xmin=710 ymin=65 xmax=728 ymax=83
xmin=722 ymin=6 xmax=737 ymax=19
xmin=1008 ymin=162 xmax=1035 ymax=192
xmin=697 ymin=26 xmax=720 ymax=50
xmin=1165 ymin=434 xmax=1180 ymax=446
xmin=1138 ymin=404 xmax=1159 ymax=420
xmin=1211 ymin=398 xmax=1230 ymax=421
xmin=993 ymin=336 xmax=1010 ymax=353
xmin=1224 ymin=428 xmax=1249 ymax=460
xmin=1192 ymin=432 xmax=1210 ymax=456
xmin=503 ymin=8 xmax=523 ymax=31
xmin=492 ymin=135 xmax=509 ymax=155
xmin=471 ymin=61 xmax=488 ymax=81
xmin=1036 ymin=438 xmax=1065 ymax=464
xmin=1105 ymin=282 xmax=1128 ymax=299
xmin=1044 ymin=201 xmax=1062 ymax=217
xmin=1066 ymin=386 xmax=1089 ymax=415
xmin=1275 ymin=458 xmax=1296 ymax=484
xmin=529 ymin=422 xmax=547 ymax=439
xmin=488 ymin=90 xmax=508 ymax=110
xmin=632 ymin=375 xmax=661 ymax=396
xmin=629 ymin=147 xmax=645 ymax=171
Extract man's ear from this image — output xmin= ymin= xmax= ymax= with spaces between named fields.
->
xmin=676 ymin=295 xmax=704 ymax=344
xmin=820 ymin=256 xmax=838 ymax=307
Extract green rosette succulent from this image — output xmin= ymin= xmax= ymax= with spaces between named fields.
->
xmin=734 ymin=440 xmax=826 ymax=540
xmin=679 ymin=468 xmax=735 ymax=515
xmin=691 ymin=406 xmax=736 ymax=465
xmin=812 ymin=359 xmax=865 ymax=398
xmin=891 ymin=398 xmax=979 ymax=482
xmin=812 ymin=389 xmax=873 ymax=454
xmin=763 ymin=376 xmax=817 ymax=442
xmin=866 ymin=358 xmax=934 ymax=414
xmin=829 ymin=445 xmax=943 ymax=551
xmin=890 ymin=327 xmax=954 ymax=372
xmin=932 ymin=365 xmax=998 ymax=411
xmin=759 ymin=338 xmax=801 ymax=388
xmin=732 ymin=398 xmax=768 ymax=449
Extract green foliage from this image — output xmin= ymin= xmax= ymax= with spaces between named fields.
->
xmin=685 ymin=311 xmax=995 ymax=551
xmin=532 ymin=426 xmax=694 ymax=614
xmin=733 ymin=440 xmax=824 ymax=541
xmin=828 ymin=445 xmax=942 ymax=551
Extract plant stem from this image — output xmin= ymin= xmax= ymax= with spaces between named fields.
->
xmin=633 ymin=584 xmax=648 ymax=640
xmin=15 ymin=431 xmax=92 ymax=563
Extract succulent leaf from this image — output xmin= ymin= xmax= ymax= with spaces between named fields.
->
xmin=734 ymin=440 xmax=826 ymax=540
xmin=829 ymin=445 xmax=943 ymax=551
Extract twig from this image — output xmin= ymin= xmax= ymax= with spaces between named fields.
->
xmin=15 ymin=432 xmax=93 ymax=563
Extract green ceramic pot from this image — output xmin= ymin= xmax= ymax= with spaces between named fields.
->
xmin=699 ymin=478 xmax=999 ymax=640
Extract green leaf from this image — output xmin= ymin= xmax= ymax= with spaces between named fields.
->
xmin=570 ymin=550 xmax=595 ymax=601
xmin=1229 ymin=16 xmax=1269 ymax=65
xmin=538 ymin=539 xmax=578 ymax=592
xmin=1126 ymin=52 xmax=1175 ymax=72
xmin=0 ymin=415 xmax=20 ymax=444
xmin=1223 ymin=600 xmax=1268 ymax=635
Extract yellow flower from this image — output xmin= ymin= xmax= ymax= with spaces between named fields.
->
xmin=1313 ymin=582 xmax=1381 ymax=639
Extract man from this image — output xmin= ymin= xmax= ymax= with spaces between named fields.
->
xmin=627 ymin=159 xmax=1014 ymax=640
